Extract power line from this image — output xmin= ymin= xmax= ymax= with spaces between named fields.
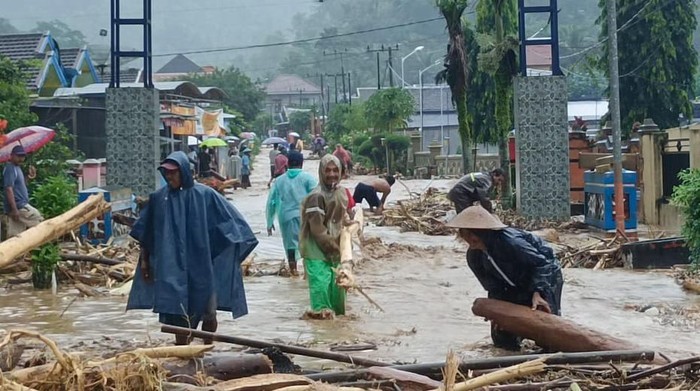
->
xmin=152 ymin=17 xmax=444 ymax=57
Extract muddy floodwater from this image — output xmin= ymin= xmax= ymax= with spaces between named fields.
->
xmin=1 ymin=150 xmax=699 ymax=367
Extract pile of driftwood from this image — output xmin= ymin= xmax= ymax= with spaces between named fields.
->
xmin=378 ymin=188 xmax=454 ymax=236
xmin=557 ymin=235 xmax=625 ymax=269
xmin=2 ymin=323 xmax=698 ymax=391
xmin=494 ymin=204 xmax=588 ymax=233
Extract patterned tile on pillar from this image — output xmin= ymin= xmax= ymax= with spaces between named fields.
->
xmin=106 ymin=87 xmax=160 ymax=196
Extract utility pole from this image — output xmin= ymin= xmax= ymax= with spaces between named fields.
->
xmin=367 ymin=44 xmax=399 ymax=90
xmin=607 ymin=0 xmax=625 ymax=235
xmin=347 ymin=72 xmax=352 ymax=106
xmin=325 ymin=72 xmax=350 ymax=107
xmin=324 ymin=49 xmax=348 ymax=103
xmin=306 ymin=73 xmax=327 ymax=121
xmin=388 ymin=45 xmax=396 ymax=87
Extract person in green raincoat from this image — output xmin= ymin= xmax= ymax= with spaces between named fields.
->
xmin=266 ymin=151 xmax=317 ymax=276
xmin=299 ymin=154 xmax=349 ymax=319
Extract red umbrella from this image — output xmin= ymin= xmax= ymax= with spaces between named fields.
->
xmin=0 ymin=126 xmax=56 ymax=163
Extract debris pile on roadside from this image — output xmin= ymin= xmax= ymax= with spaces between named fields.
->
xmin=375 ymin=188 xmax=454 ymax=236
xmin=2 ymin=327 xmax=698 ymax=391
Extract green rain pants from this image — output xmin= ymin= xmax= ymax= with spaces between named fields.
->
xmin=304 ymin=259 xmax=346 ymax=315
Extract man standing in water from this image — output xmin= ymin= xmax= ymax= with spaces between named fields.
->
xmin=128 ymin=151 xmax=258 ymax=345
xmin=266 ymin=151 xmax=317 ymax=276
xmin=299 ymin=155 xmax=350 ymax=319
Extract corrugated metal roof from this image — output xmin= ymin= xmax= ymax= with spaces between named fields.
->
xmin=264 ymin=74 xmax=321 ymax=95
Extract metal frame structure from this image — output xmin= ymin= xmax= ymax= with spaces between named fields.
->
xmin=110 ymin=0 xmax=153 ymax=88
xmin=518 ymin=0 xmax=561 ymax=76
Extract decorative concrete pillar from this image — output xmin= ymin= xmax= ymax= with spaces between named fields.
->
xmin=428 ymin=141 xmax=442 ymax=166
xmin=513 ymin=76 xmax=570 ymax=220
xmin=689 ymin=127 xmax=700 ymax=170
xmin=409 ymin=133 xmax=422 ymax=164
xmin=638 ymin=118 xmax=664 ymax=225
xmin=106 ymin=87 xmax=160 ymax=196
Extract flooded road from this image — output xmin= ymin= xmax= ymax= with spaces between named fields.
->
xmin=1 ymin=148 xmax=698 ymax=367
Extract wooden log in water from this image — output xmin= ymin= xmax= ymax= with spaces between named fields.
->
xmin=161 ymin=325 xmax=388 ymax=368
xmin=163 ymin=353 xmax=273 ymax=383
xmin=472 ymin=298 xmax=636 ymax=352
xmin=305 ymin=350 xmax=656 ymax=383
xmin=0 ymin=194 xmax=111 ymax=268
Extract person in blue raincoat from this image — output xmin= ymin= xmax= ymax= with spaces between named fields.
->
xmin=240 ymin=148 xmax=252 ymax=189
xmin=446 ymin=205 xmax=564 ymax=351
xmin=127 ymin=151 xmax=258 ymax=345
xmin=266 ymin=151 xmax=317 ymax=276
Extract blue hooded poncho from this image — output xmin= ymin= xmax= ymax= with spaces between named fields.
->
xmin=127 ymin=151 xmax=258 ymax=321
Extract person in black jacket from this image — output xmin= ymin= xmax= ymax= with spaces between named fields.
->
xmin=447 ymin=168 xmax=505 ymax=213
xmin=446 ymin=205 xmax=564 ymax=351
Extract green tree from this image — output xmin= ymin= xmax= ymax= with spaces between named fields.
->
xmin=363 ymin=88 xmax=414 ymax=133
xmin=32 ymin=20 xmax=87 ymax=48
xmin=474 ymin=0 xmax=518 ymax=206
xmin=0 ymin=18 xmax=18 ymax=34
xmin=672 ymin=169 xmax=700 ymax=268
xmin=0 ymin=56 xmax=38 ymax=131
xmin=186 ymin=66 xmax=266 ymax=122
xmin=597 ymin=0 xmax=698 ymax=130
xmin=435 ymin=0 xmax=473 ymax=174
xmin=289 ymin=111 xmax=312 ymax=134
xmin=252 ymin=112 xmax=275 ymax=136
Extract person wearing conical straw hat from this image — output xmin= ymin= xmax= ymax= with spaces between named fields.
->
xmin=447 ymin=205 xmax=564 ymax=351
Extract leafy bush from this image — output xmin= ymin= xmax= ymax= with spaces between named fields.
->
xmin=672 ymin=169 xmax=700 ymax=268
xmin=31 ymin=243 xmax=61 ymax=289
xmin=32 ymin=175 xmax=77 ymax=218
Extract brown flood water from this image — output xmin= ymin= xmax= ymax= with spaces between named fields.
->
xmin=1 ymin=150 xmax=698 ymax=367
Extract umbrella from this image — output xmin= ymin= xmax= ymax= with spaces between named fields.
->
xmin=200 ymin=138 xmax=228 ymax=148
xmin=288 ymin=131 xmax=300 ymax=138
xmin=0 ymin=126 xmax=56 ymax=163
xmin=262 ymin=137 xmax=287 ymax=145
xmin=224 ymin=135 xmax=240 ymax=142
xmin=187 ymin=136 xmax=201 ymax=146
xmin=240 ymin=132 xmax=256 ymax=140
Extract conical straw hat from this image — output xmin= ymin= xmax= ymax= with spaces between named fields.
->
xmin=445 ymin=205 xmax=507 ymax=230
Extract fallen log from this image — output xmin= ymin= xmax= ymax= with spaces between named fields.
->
xmin=0 ymin=194 xmax=111 ymax=269
xmin=60 ymin=253 xmax=123 ymax=266
xmin=161 ymin=325 xmax=388 ymax=368
xmin=472 ymin=298 xmax=636 ymax=352
xmin=163 ymin=353 xmax=273 ymax=383
xmin=305 ymin=350 xmax=656 ymax=383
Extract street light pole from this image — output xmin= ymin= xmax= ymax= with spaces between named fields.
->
xmin=401 ymin=46 xmax=424 ymax=88
xmin=419 ymin=60 xmax=441 ymax=151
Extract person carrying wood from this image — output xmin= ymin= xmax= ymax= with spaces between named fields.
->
xmin=266 ymin=151 xmax=317 ymax=276
xmin=299 ymin=154 xmax=352 ymax=319
xmin=447 ymin=168 xmax=505 ymax=213
xmin=352 ymin=175 xmax=395 ymax=215
xmin=127 ymin=151 xmax=258 ymax=345
xmin=446 ymin=205 xmax=564 ymax=351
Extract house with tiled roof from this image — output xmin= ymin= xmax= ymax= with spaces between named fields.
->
xmin=264 ymin=74 xmax=322 ymax=114
xmin=154 ymin=54 xmax=211 ymax=82
xmin=0 ymin=31 xmax=99 ymax=97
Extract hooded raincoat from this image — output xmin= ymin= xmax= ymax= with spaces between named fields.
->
xmin=127 ymin=151 xmax=258 ymax=326
xmin=266 ymin=168 xmax=318 ymax=251
xmin=299 ymin=154 xmax=348 ymax=315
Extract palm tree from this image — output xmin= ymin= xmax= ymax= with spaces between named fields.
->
xmin=435 ymin=0 xmax=473 ymax=173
